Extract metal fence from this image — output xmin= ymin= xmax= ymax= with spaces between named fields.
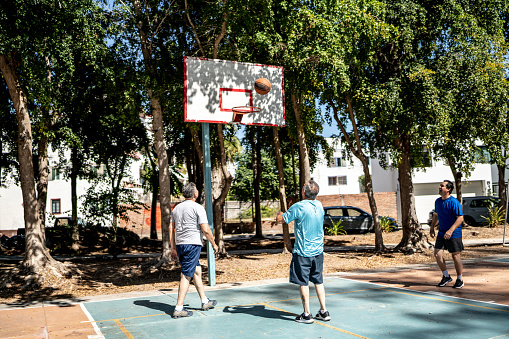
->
xmin=223 ymin=200 xmax=280 ymax=222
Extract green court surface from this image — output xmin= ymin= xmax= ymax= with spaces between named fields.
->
xmin=82 ymin=277 xmax=509 ymax=339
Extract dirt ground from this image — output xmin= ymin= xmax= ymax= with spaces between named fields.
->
xmin=1 ymin=224 xmax=508 ymax=304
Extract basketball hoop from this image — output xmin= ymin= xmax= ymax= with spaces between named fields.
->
xmin=231 ymin=105 xmax=261 ymax=123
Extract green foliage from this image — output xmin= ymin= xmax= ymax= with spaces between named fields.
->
xmin=230 ymin=149 xmax=296 ymax=202
xmin=379 ymin=216 xmax=395 ymax=233
xmin=326 ymin=216 xmax=346 ymax=236
xmin=240 ymin=205 xmax=279 ymax=219
xmin=481 ymin=205 xmax=505 ymax=228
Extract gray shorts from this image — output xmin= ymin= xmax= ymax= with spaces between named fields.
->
xmin=435 ymin=237 xmax=464 ymax=253
xmin=289 ymin=253 xmax=324 ymax=286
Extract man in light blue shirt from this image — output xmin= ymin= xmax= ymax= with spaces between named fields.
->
xmin=277 ymin=179 xmax=329 ymax=324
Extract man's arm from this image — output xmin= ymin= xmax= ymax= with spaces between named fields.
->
xmin=430 ymin=213 xmax=438 ymax=238
xmin=200 ymin=223 xmax=219 ymax=253
xmin=170 ymin=222 xmax=178 ymax=260
xmin=276 ymin=212 xmax=284 ymax=224
xmin=444 ymin=215 xmax=463 ymax=239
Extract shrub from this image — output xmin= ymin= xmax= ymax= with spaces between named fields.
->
xmin=326 ymin=216 xmax=347 ymax=236
xmin=481 ymin=205 xmax=505 ymax=228
xmin=379 ymin=216 xmax=395 ymax=233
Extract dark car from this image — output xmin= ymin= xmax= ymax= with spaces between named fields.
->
xmin=323 ymin=206 xmax=398 ymax=234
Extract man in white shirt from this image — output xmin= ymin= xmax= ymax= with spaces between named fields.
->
xmin=170 ymin=182 xmax=219 ymax=318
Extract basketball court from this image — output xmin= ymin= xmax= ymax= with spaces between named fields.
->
xmin=2 ymin=254 xmax=508 ymax=338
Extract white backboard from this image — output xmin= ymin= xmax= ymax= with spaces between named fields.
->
xmin=184 ymin=57 xmax=285 ymax=126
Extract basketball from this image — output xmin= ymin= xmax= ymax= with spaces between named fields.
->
xmin=254 ymin=78 xmax=271 ymax=95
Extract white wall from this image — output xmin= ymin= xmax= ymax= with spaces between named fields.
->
xmin=0 ymin=178 xmax=25 ymax=231
xmin=358 ymin=151 xmax=493 ymax=224
xmin=311 ymin=141 xmax=367 ymax=195
xmin=0 ymin=148 xmax=145 ymax=233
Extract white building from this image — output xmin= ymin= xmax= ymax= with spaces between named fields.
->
xmin=312 ymin=145 xmax=368 ymax=195
xmin=0 ymin=148 xmax=145 ymax=236
xmin=312 ymin=139 xmax=496 ymax=225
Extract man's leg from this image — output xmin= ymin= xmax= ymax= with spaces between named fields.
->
xmin=193 ymin=265 xmax=206 ymax=300
xmin=300 ymin=285 xmax=310 ymax=314
xmin=314 ymin=283 xmax=326 ymax=312
xmin=434 ymin=248 xmax=447 ymax=271
xmin=451 ymin=251 xmax=464 ymax=288
xmin=434 ymin=247 xmax=453 ymax=287
xmin=451 ymin=252 xmax=463 ymax=276
xmin=176 ymin=273 xmax=192 ymax=307
xmin=193 ymin=265 xmax=217 ymax=310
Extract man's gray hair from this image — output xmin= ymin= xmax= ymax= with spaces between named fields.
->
xmin=182 ymin=182 xmax=197 ymax=199
xmin=303 ymin=179 xmax=319 ymax=199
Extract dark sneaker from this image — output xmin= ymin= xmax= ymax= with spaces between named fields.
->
xmin=315 ymin=310 xmax=331 ymax=321
xmin=295 ymin=313 xmax=314 ymax=324
xmin=437 ymin=275 xmax=453 ymax=287
xmin=453 ymin=279 xmax=464 ymax=289
xmin=173 ymin=308 xmax=193 ymax=318
xmin=202 ymin=299 xmax=217 ymax=311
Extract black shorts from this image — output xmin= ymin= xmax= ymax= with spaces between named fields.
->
xmin=435 ymin=237 xmax=464 ymax=253
xmin=289 ymin=253 xmax=324 ymax=286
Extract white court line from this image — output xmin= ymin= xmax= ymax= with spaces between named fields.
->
xmin=338 ymin=277 xmax=509 ymax=310
xmin=80 ymin=303 xmax=105 ymax=339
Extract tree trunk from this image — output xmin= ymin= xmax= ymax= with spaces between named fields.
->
xmin=291 ymin=92 xmax=311 ymax=186
xmin=447 ymin=157 xmax=463 ymax=204
xmin=133 ymin=1 xmax=172 ymax=265
xmin=212 ymin=124 xmax=233 ymax=255
xmin=290 ymin=139 xmax=299 ymax=198
xmin=0 ymin=54 xmax=60 ymax=272
xmin=330 ymin=95 xmax=385 ymax=252
xmin=150 ymin=169 xmax=159 ymax=239
xmin=253 ymin=129 xmax=263 ymax=238
xmin=36 ymin=129 xmax=49 ymax=247
xmin=189 ymin=125 xmax=205 ymax=203
xmin=273 ymin=127 xmax=292 ymax=253
xmin=70 ymin=147 xmax=80 ymax=251
xmin=395 ymin=136 xmax=430 ymax=253
xmin=363 ymin=162 xmax=385 ymax=252
xmin=497 ymin=163 xmax=506 ymax=211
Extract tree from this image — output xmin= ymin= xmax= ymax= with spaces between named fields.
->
xmin=358 ymin=0 xmax=508 ymax=252
xmin=311 ymin=0 xmax=394 ymax=252
xmin=0 ymin=0 xmax=105 ymax=278
xmin=108 ymin=0 xmax=178 ymax=265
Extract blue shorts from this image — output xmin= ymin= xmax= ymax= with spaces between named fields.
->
xmin=289 ymin=253 xmax=324 ymax=286
xmin=176 ymin=244 xmax=202 ymax=278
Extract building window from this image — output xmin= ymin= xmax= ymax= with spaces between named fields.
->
xmin=411 ymin=148 xmax=432 ymax=168
xmin=51 ymin=168 xmax=60 ymax=180
xmin=51 ymin=199 xmax=61 ymax=214
xmin=474 ymin=146 xmax=491 ymax=164
xmin=328 ymin=176 xmax=347 ymax=186
xmin=328 ymin=157 xmax=347 ymax=168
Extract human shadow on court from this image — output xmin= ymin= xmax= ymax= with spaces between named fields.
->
xmin=223 ymin=305 xmax=295 ymax=321
xmin=133 ymin=300 xmax=178 ymax=315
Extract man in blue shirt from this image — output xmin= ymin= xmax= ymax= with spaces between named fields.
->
xmin=430 ymin=180 xmax=464 ymax=288
xmin=277 ymin=179 xmax=329 ymax=324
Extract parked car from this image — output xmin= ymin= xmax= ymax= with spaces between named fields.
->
xmin=323 ymin=206 xmax=398 ymax=234
xmin=428 ymin=196 xmax=503 ymax=227
xmin=427 ymin=209 xmax=435 ymax=226
xmin=462 ymin=196 xmax=501 ymax=226
xmin=53 ymin=216 xmax=84 ymax=227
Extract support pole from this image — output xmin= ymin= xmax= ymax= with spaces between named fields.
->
xmin=202 ymin=123 xmax=216 ymax=285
